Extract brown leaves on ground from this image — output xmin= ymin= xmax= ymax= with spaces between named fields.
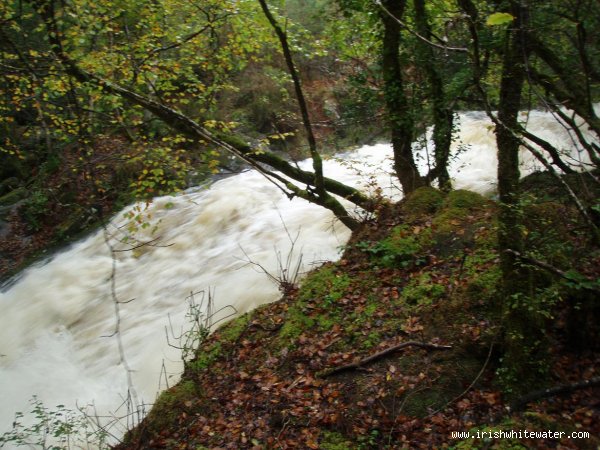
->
xmin=116 ymin=196 xmax=600 ymax=449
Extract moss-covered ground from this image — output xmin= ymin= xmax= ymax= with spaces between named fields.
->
xmin=116 ymin=176 xmax=600 ymax=449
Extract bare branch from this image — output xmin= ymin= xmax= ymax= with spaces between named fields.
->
xmin=374 ymin=0 xmax=468 ymax=53
xmin=505 ymin=249 xmax=600 ymax=293
xmin=318 ymin=341 xmax=452 ymax=378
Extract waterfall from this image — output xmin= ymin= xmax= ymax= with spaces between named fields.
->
xmin=0 ymin=110 xmax=594 ymax=445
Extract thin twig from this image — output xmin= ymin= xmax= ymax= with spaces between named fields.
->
xmin=427 ymin=339 xmax=495 ymax=417
xmin=505 ymin=249 xmax=600 ymax=293
xmin=374 ymin=0 xmax=467 ymax=53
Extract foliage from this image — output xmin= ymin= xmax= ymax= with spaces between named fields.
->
xmin=357 ymin=225 xmax=425 ymax=268
xmin=20 ymin=190 xmax=49 ymax=231
xmin=113 ymin=179 xmax=599 ymax=449
xmin=486 ymin=12 xmax=515 ymax=27
xmin=0 ymin=396 xmax=108 ymax=449
xmin=0 ymin=0 xmax=599 ymax=445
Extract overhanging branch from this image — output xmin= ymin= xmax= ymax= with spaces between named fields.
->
xmin=28 ymin=0 xmax=371 ymax=228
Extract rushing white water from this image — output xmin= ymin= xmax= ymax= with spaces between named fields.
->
xmin=0 ymin=110 xmax=595 ymax=445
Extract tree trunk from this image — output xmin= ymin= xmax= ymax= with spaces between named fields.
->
xmin=495 ymin=1 xmax=542 ymax=394
xmin=496 ymin=8 xmax=527 ymax=279
xmin=379 ymin=0 xmax=424 ymax=194
xmin=413 ymin=0 xmax=453 ymax=191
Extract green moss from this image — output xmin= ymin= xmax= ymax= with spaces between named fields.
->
xmin=359 ymin=225 xmax=425 ymax=268
xmin=473 ymin=222 xmax=498 ymax=250
xmin=317 ymin=313 xmax=339 ymax=331
xmin=403 ymin=186 xmax=445 ymax=217
xmin=432 ymin=207 xmax=469 ymax=235
xmin=463 ymin=265 xmax=502 ymax=304
xmin=298 ymin=265 xmax=351 ymax=306
xmin=364 ymin=300 xmax=378 ymax=317
xmin=360 ymin=331 xmax=382 ymax=350
xmin=277 ymin=265 xmax=352 ymax=343
xmin=320 ymin=430 xmax=353 ymax=450
xmin=189 ymin=342 xmax=223 ymax=372
xmin=443 ymin=189 xmax=486 ymax=210
xmin=386 ymin=226 xmax=423 ymax=257
xmin=279 ymin=305 xmax=315 ymax=342
xmin=344 ymin=295 xmax=383 ymax=342
xmin=218 ymin=313 xmax=251 ymax=342
xmin=401 ymin=272 xmax=446 ymax=306
xmin=145 ymin=380 xmax=199 ymax=430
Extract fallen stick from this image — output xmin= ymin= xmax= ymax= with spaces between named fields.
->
xmin=318 ymin=341 xmax=452 ymax=378
xmin=511 ymin=376 xmax=600 ymax=411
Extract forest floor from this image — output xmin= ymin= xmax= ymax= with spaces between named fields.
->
xmin=116 ymin=174 xmax=600 ymax=449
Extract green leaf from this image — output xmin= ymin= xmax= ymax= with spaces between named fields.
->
xmin=486 ymin=12 xmax=515 ymax=26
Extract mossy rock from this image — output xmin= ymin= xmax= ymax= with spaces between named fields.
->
xmin=0 ymin=186 xmax=28 ymax=207
xmin=442 ymin=189 xmax=487 ymax=210
xmin=55 ymin=207 xmax=90 ymax=239
xmin=403 ymin=186 xmax=445 ymax=217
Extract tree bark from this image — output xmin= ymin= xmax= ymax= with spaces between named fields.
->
xmin=495 ymin=1 xmax=544 ymax=395
xmin=496 ymin=2 xmax=528 ymax=286
xmin=413 ymin=0 xmax=453 ymax=190
xmin=379 ymin=0 xmax=425 ymax=194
